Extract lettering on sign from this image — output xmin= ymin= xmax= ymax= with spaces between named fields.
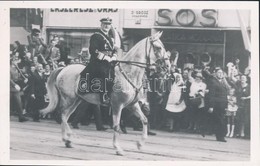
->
xmin=50 ymin=8 xmax=119 ymax=13
xmin=156 ymin=9 xmax=173 ymax=25
xmin=176 ymin=9 xmax=196 ymax=27
xmin=200 ymin=9 xmax=218 ymax=27
xmin=156 ymin=9 xmax=218 ymax=27
xmin=130 ymin=10 xmax=149 ymax=18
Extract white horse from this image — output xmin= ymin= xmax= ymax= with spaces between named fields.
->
xmin=40 ymin=31 xmax=170 ymax=155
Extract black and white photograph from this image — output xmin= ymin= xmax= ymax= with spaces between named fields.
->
xmin=0 ymin=1 xmax=259 ymax=165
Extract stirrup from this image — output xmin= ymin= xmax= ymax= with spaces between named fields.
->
xmin=102 ymin=93 xmax=110 ymax=104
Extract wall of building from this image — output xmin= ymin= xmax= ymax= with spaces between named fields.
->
xmin=10 ymin=8 xmax=43 ymax=46
xmin=10 ymin=8 xmax=250 ymax=69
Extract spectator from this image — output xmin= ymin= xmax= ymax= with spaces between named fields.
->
xmin=181 ymin=68 xmax=192 ymax=130
xmin=10 ymin=59 xmax=28 ymax=122
xmin=183 ymin=52 xmax=195 ymax=70
xmin=57 ymin=37 xmax=70 ymax=65
xmin=207 ymin=68 xmax=229 ymax=142
xmin=23 ymin=65 xmax=35 ymax=117
xmin=71 ymin=102 xmax=108 ymax=131
xmin=23 ymin=52 xmax=33 ymax=71
xmin=234 ymin=58 xmax=240 ymax=74
xmin=225 ymin=88 xmax=238 ymax=138
xmin=244 ymin=66 xmax=251 ymax=85
xmin=27 ymin=28 xmax=47 ymax=57
xmin=188 ymin=72 xmax=208 ymax=135
xmin=153 ymin=51 xmax=178 ymax=130
xmin=45 ymin=39 xmax=60 ymax=69
xmin=43 ymin=64 xmax=51 ymax=83
xmin=32 ymin=56 xmax=40 ymax=67
xmin=236 ymin=75 xmax=250 ymax=139
xmin=30 ymin=64 xmax=47 ymax=122
xmin=53 ymin=34 xmax=60 ymax=44
xmin=164 ymin=72 xmax=186 ymax=132
xmin=12 ymin=41 xmax=26 ymax=66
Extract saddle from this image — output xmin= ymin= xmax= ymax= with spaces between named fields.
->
xmin=77 ymin=62 xmax=115 ymax=104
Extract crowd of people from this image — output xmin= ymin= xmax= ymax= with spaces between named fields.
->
xmin=147 ymin=51 xmax=251 ymax=141
xmin=10 ymin=27 xmax=251 ymax=142
xmin=10 ymin=29 xmax=85 ymax=123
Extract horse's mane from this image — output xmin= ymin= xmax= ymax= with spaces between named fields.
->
xmin=121 ymin=38 xmax=147 ymax=61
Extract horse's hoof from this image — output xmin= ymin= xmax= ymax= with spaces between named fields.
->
xmin=137 ymin=141 xmax=142 ymax=150
xmin=116 ymin=150 xmax=124 ymax=156
xmin=65 ymin=140 xmax=72 ymax=148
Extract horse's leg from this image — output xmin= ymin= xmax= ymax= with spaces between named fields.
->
xmin=112 ymin=104 xmax=124 ymax=156
xmin=60 ymin=98 xmax=82 ymax=148
xmin=130 ymin=103 xmax=148 ymax=150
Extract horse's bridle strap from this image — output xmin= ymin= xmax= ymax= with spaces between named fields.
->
xmin=118 ymin=63 xmax=143 ymax=92
xmin=118 ymin=63 xmax=143 ymax=106
xmin=113 ymin=37 xmax=154 ymax=69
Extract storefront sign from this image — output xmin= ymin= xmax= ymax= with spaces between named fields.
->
xmin=50 ymin=8 xmax=118 ymax=13
xmin=44 ymin=8 xmax=120 ymax=28
xmin=123 ymin=9 xmax=155 ymax=28
xmin=156 ymin=9 xmax=218 ymax=27
xmin=155 ymin=9 xmax=250 ymax=28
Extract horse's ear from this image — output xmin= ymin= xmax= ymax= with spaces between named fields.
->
xmin=151 ymin=31 xmax=162 ymax=41
xmin=158 ymin=31 xmax=163 ymax=39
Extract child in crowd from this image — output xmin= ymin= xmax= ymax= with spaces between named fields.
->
xmin=225 ymin=88 xmax=238 ymax=137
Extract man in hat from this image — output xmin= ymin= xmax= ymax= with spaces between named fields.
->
xmin=78 ymin=17 xmax=118 ymax=105
xmin=207 ymin=68 xmax=230 ymax=142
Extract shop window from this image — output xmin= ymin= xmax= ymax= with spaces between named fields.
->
xmin=47 ymin=29 xmax=95 ymax=59
xmin=161 ymin=29 xmax=225 ymax=69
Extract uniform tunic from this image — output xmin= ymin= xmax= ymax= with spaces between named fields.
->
xmin=80 ymin=29 xmax=117 ymax=93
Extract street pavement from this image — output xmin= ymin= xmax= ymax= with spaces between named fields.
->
xmin=10 ymin=116 xmax=250 ymax=161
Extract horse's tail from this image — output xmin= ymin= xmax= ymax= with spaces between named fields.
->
xmin=40 ymin=67 xmax=63 ymax=116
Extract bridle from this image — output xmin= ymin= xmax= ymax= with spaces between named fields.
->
xmin=115 ymin=37 xmax=169 ymax=105
xmin=115 ymin=37 xmax=168 ymax=68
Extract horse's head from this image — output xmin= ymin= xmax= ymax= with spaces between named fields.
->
xmin=147 ymin=31 xmax=171 ymax=75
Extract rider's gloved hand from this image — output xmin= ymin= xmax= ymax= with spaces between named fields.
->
xmin=97 ymin=52 xmax=105 ymax=60
xmin=103 ymin=56 xmax=112 ymax=62
xmin=111 ymin=54 xmax=117 ymax=61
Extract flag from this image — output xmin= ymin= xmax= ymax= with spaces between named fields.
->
xmin=236 ymin=10 xmax=251 ymax=53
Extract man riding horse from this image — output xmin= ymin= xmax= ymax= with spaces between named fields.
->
xmin=78 ymin=17 xmax=119 ymax=105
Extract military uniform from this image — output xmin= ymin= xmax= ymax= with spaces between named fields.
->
xmin=79 ymin=18 xmax=118 ymax=104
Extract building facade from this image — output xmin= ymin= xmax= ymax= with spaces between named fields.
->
xmin=10 ymin=8 xmax=251 ymax=71
xmin=122 ymin=9 xmax=250 ymax=71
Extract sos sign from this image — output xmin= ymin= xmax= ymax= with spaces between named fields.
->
xmin=156 ymin=9 xmax=218 ymax=27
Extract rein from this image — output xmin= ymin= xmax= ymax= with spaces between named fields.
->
xmin=114 ymin=38 xmax=152 ymax=69
xmin=115 ymin=37 xmax=166 ymax=106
